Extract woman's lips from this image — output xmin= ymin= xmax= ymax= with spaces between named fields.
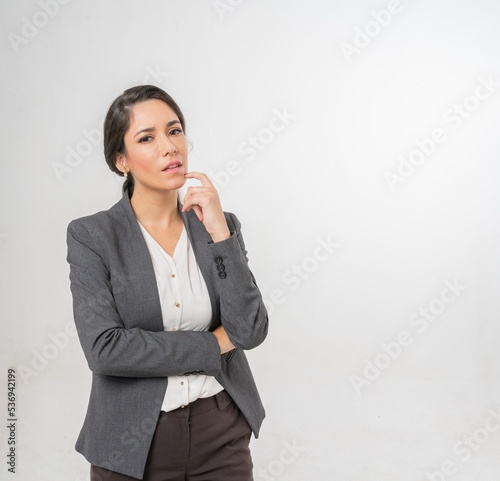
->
xmin=162 ymin=161 xmax=182 ymax=173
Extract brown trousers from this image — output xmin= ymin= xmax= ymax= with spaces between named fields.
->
xmin=90 ymin=390 xmax=253 ymax=481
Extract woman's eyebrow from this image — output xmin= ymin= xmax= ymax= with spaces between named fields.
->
xmin=134 ymin=127 xmax=155 ymax=137
xmin=134 ymin=120 xmax=180 ymax=138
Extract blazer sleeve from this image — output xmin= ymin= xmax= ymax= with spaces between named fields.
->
xmin=66 ymin=219 xmax=222 ymax=378
xmin=208 ymin=212 xmax=269 ymax=350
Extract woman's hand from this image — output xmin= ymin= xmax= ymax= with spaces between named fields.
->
xmin=182 ymin=172 xmax=231 ymax=243
xmin=212 ymin=325 xmax=236 ymax=354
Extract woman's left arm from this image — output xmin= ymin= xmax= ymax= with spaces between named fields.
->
xmin=183 ymin=172 xmax=269 ymax=350
xmin=210 ymin=211 xmax=269 ymax=350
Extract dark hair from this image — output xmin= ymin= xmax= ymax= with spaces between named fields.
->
xmin=103 ymin=85 xmax=186 ymax=197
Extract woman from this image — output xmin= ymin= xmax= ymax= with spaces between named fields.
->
xmin=66 ymin=85 xmax=268 ymax=480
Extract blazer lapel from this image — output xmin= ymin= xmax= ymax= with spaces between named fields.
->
xmin=113 ymin=191 xmax=164 ymax=331
xmin=116 ymin=191 xmax=220 ymax=332
xmin=180 ymin=205 xmax=221 ymax=331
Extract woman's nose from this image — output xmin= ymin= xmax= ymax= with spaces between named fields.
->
xmin=160 ymin=135 xmax=177 ymax=155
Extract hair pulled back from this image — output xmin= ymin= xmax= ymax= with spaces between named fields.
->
xmin=103 ymin=85 xmax=186 ymax=197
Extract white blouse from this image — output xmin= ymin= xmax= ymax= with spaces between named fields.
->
xmin=137 ymin=220 xmax=224 ymax=412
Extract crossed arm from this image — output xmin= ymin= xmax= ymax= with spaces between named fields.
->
xmin=66 ymin=211 xmax=268 ymax=378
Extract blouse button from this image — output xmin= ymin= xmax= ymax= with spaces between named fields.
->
xmin=170 ymin=273 xmax=176 ymax=278
xmin=175 ymin=302 xmax=181 ymax=308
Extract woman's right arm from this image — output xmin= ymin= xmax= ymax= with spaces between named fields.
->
xmin=66 ymin=220 xmax=222 ymax=378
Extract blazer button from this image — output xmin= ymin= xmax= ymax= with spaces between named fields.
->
xmin=214 ymin=256 xmax=223 ymax=265
xmin=217 ymin=264 xmax=225 ymax=273
xmin=218 ymin=271 xmax=227 ymax=279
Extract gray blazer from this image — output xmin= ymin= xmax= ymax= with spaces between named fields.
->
xmin=66 ymin=191 xmax=268 ymax=479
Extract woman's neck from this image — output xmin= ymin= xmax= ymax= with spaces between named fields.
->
xmin=130 ymin=186 xmax=180 ymax=230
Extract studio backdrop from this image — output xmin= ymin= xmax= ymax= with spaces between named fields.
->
xmin=1 ymin=0 xmax=500 ymax=480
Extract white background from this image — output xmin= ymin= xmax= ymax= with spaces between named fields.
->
xmin=1 ymin=0 xmax=500 ymax=480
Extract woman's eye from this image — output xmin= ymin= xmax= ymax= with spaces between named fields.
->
xmin=169 ymin=128 xmax=183 ymax=136
xmin=139 ymin=135 xmax=153 ymax=143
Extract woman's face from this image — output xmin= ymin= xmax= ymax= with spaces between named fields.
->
xmin=116 ymin=99 xmax=188 ymax=193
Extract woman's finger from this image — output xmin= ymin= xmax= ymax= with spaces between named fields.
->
xmin=191 ymin=204 xmax=203 ymax=221
xmin=184 ymin=171 xmax=214 ymax=188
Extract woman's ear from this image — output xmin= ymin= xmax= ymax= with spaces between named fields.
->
xmin=115 ymin=153 xmax=127 ymax=175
